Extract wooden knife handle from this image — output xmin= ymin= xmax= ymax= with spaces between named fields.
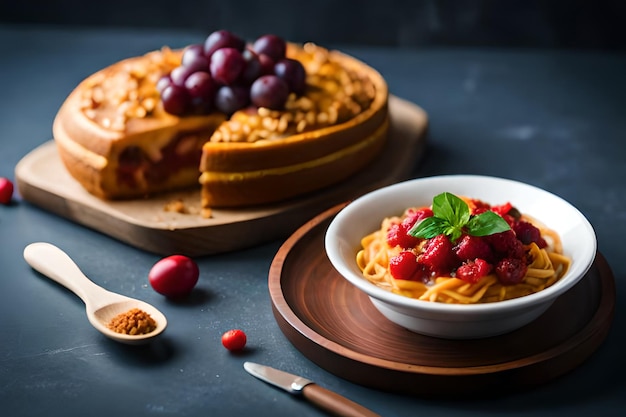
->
xmin=302 ymin=384 xmax=381 ymax=417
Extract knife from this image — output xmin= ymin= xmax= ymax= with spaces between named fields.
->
xmin=243 ymin=362 xmax=381 ymax=417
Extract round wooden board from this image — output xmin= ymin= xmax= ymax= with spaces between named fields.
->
xmin=15 ymin=96 xmax=427 ymax=256
xmin=268 ymin=203 xmax=616 ymax=397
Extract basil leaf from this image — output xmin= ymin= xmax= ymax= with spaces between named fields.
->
xmin=406 ymin=192 xmax=512 ymax=243
xmin=433 ymin=192 xmax=469 ymax=226
xmin=466 ymin=211 xmax=511 ymax=236
xmin=447 ymin=225 xmax=464 ymax=243
xmin=409 ymin=216 xmax=448 ymax=239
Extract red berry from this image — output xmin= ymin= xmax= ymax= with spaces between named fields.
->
xmin=389 ymin=251 xmax=432 ymax=282
xmin=454 ymin=234 xmax=494 ymax=263
xmin=412 ymin=261 xmax=433 ymax=283
xmin=501 ymin=213 xmax=516 ymax=227
xmin=148 ymin=255 xmax=199 ymax=298
xmin=491 ymin=202 xmax=513 ymax=217
xmin=221 ymin=329 xmax=247 ymax=351
xmin=386 ymin=222 xmax=420 ymax=249
xmin=513 ymin=220 xmax=544 ymax=246
xmin=468 ymin=199 xmax=491 ymax=214
xmin=485 ymin=230 xmax=525 ymax=259
xmin=456 ymin=258 xmax=492 ymax=283
xmin=420 ymin=234 xmax=458 ymax=275
xmin=401 ymin=207 xmax=433 ymax=229
xmin=389 ymin=251 xmax=418 ymax=280
xmin=386 ymin=207 xmax=433 ymax=249
xmin=0 ymin=177 xmax=14 ymax=205
xmin=495 ymin=258 xmax=528 ymax=285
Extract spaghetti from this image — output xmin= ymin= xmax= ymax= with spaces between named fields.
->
xmin=356 ymin=196 xmax=571 ymax=304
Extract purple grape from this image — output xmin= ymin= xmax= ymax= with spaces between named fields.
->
xmin=258 ymin=53 xmax=276 ymax=76
xmin=183 ymin=56 xmax=210 ymax=74
xmin=210 ymin=47 xmax=245 ymax=85
xmin=239 ymin=49 xmax=263 ymax=85
xmin=274 ymin=58 xmax=306 ymax=95
xmin=250 ymin=75 xmax=289 ymax=110
xmin=214 ymin=85 xmax=250 ymax=115
xmin=184 ymin=71 xmax=217 ymax=112
xmin=203 ymin=30 xmax=245 ymax=57
xmin=170 ymin=65 xmax=197 ymax=86
xmin=252 ymin=34 xmax=286 ymax=62
xmin=181 ymin=44 xmax=209 ymax=70
xmin=161 ymin=84 xmax=190 ymax=115
xmin=156 ymin=75 xmax=172 ymax=93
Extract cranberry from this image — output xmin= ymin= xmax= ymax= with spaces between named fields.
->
xmin=420 ymin=234 xmax=458 ymax=275
xmin=386 ymin=222 xmax=420 ymax=249
xmin=402 ymin=207 xmax=434 ymax=230
xmin=454 ymin=234 xmax=494 ymax=263
xmin=495 ymin=258 xmax=528 ymax=285
xmin=490 ymin=202 xmax=513 ymax=217
xmin=513 ymin=220 xmax=543 ymax=246
xmin=221 ymin=329 xmax=247 ymax=351
xmin=148 ymin=255 xmax=199 ymax=298
xmin=389 ymin=251 xmax=418 ymax=280
xmin=468 ymin=198 xmax=491 ymax=214
xmin=485 ymin=230 xmax=525 ymax=259
xmin=0 ymin=177 xmax=14 ymax=205
xmin=456 ymin=258 xmax=492 ymax=283
xmin=386 ymin=208 xmax=432 ymax=249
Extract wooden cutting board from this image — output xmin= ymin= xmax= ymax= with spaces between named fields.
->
xmin=268 ymin=203 xmax=616 ymax=396
xmin=15 ymin=95 xmax=428 ymax=256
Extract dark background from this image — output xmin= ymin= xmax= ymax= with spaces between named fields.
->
xmin=2 ymin=0 xmax=626 ymax=49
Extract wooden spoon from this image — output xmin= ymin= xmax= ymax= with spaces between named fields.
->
xmin=23 ymin=242 xmax=167 ymax=345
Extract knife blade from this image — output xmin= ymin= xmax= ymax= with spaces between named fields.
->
xmin=243 ymin=362 xmax=381 ymax=417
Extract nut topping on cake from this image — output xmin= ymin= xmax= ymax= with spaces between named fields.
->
xmin=79 ymin=47 xmax=180 ymax=131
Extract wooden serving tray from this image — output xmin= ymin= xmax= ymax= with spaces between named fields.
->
xmin=15 ymin=96 xmax=427 ymax=256
xmin=268 ymin=203 xmax=616 ymax=396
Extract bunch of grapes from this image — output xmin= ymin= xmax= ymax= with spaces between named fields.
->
xmin=157 ymin=30 xmax=306 ymax=116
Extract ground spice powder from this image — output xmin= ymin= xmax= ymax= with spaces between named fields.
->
xmin=107 ymin=308 xmax=157 ymax=335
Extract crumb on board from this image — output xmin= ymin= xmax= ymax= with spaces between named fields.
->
xmin=163 ymin=199 xmax=212 ymax=218
xmin=164 ymin=199 xmax=188 ymax=214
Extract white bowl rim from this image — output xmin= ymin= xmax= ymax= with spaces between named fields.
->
xmin=325 ymin=174 xmax=597 ymax=314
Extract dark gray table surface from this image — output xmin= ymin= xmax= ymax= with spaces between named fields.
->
xmin=1 ymin=24 xmax=624 ymax=417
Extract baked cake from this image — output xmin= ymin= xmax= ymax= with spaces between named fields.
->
xmin=52 ymin=30 xmax=389 ymax=209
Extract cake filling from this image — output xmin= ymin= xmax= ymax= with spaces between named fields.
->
xmin=116 ymin=131 xmax=209 ymax=188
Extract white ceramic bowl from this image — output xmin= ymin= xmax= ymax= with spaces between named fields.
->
xmin=325 ymin=175 xmax=597 ymax=339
